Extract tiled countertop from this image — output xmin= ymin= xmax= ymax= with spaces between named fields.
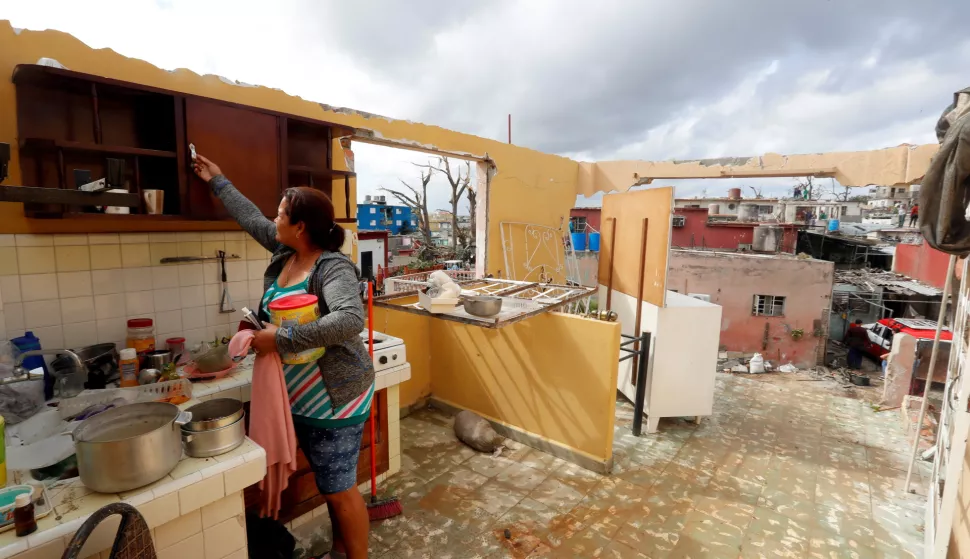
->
xmin=188 ymin=354 xmax=411 ymax=403
xmin=0 ymin=353 xmax=410 ymax=558
xmin=0 ymin=439 xmax=266 ymax=559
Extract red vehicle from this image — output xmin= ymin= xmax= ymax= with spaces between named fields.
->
xmin=859 ymin=318 xmax=952 ymax=360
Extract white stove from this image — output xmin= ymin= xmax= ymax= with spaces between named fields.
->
xmin=359 ymin=330 xmax=407 ymax=372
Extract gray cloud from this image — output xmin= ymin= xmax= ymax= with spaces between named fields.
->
xmin=304 ymin=0 xmax=967 ymax=167
xmin=6 ymin=0 xmax=966 ymax=205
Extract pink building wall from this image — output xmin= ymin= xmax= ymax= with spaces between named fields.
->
xmin=892 ymin=242 xmax=956 ymax=288
xmin=666 ymin=251 xmax=835 ymax=367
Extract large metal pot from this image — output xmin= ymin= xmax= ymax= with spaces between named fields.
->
xmin=182 ymin=399 xmax=244 ymax=432
xmin=182 ymin=417 xmax=246 ymax=458
xmin=73 ymin=402 xmax=191 ymax=493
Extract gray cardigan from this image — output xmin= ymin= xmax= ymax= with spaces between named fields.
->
xmin=210 ymin=175 xmax=375 ymax=410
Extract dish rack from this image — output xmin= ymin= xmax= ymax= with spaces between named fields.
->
xmin=58 ymin=379 xmax=193 ymax=419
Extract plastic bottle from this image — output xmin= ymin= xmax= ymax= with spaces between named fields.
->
xmin=10 ymin=332 xmax=52 ymax=400
xmin=13 ymin=493 xmax=36 ymax=537
xmin=119 ymin=348 xmax=139 ymax=388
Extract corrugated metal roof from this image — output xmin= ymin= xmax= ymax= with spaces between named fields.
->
xmin=886 ymin=280 xmax=942 ymax=296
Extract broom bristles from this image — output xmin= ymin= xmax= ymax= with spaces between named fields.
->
xmin=366 ymin=496 xmax=402 ymax=521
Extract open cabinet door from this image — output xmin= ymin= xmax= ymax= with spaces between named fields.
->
xmin=598 ymin=187 xmax=674 ymax=308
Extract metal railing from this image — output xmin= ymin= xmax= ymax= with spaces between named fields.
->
xmin=619 ymin=331 xmax=652 ymax=436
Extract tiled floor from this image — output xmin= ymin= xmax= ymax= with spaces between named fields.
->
xmin=355 ymin=373 xmax=928 ymax=558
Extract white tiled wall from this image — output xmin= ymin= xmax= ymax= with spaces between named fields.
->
xmin=0 ymin=232 xmax=272 ymax=351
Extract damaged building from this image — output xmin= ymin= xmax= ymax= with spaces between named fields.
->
xmin=664 ymin=249 xmax=834 ymax=367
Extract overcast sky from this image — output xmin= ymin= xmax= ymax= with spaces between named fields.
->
xmin=4 ymin=0 xmax=968 ymax=211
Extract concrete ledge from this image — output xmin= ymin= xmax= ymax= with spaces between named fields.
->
xmin=429 ymin=397 xmax=613 ymax=475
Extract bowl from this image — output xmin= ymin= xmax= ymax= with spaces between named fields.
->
xmin=462 ymin=296 xmax=503 ymax=318
xmin=191 ymin=344 xmax=233 ymax=373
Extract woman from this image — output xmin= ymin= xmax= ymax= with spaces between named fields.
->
xmin=194 ymin=155 xmax=374 ymax=559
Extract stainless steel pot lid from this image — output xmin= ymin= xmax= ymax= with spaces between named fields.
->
xmin=182 ymin=398 xmax=244 ymax=432
xmin=73 ymin=402 xmax=187 ymax=443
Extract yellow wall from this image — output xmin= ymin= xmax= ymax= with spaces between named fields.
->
xmin=370 ymin=299 xmax=432 ymax=409
xmin=0 ymin=23 xmax=587 ymax=412
xmin=430 ymin=313 xmax=620 ymax=462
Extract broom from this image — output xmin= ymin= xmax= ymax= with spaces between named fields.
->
xmin=365 ymin=281 xmax=403 ymax=521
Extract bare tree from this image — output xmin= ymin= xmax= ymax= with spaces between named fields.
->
xmin=748 ymin=186 xmax=764 ymax=199
xmin=792 ymin=176 xmax=824 ymax=201
xmin=380 ymin=164 xmax=434 ymax=249
xmin=429 ymin=158 xmax=472 ymax=249
xmin=824 ymin=179 xmax=862 ymax=202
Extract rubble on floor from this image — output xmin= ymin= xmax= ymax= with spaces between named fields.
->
xmin=294 ymin=373 xmax=929 ymax=558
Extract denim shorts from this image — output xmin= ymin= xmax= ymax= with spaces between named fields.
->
xmin=294 ymin=420 xmax=366 ymax=495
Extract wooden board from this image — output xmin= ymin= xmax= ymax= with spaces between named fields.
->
xmin=598 ymin=187 xmax=673 ymax=308
xmin=184 ymin=97 xmax=281 ymax=219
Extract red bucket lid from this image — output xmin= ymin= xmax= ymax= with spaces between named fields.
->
xmin=268 ymin=293 xmax=319 ymax=311
xmin=127 ymin=318 xmax=153 ymax=328
xmin=166 ymin=337 xmax=185 ymax=344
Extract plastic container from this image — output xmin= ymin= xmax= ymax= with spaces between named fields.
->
xmin=588 ymin=232 xmax=601 ymax=252
xmin=827 ymin=219 xmax=840 ymax=232
xmin=268 ymin=294 xmax=326 ymax=365
xmin=166 ymin=337 xmax=187 ymax=365
xmin=119 ymin=348 xmax=139 ymax=388
xmin=10 ymin=332 xmax=52 ymax=400
xmin=126 ymin=318 xmax=156 ymax=363
xmin=570 ymin=232 xmax=587 ymax=251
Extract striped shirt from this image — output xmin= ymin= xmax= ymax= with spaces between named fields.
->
xmin=262 ymin=275 xmax=373 ymax=428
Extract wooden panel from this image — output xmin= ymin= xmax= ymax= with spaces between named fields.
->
xmin=185 ymin=97 xmax=281 ymax=219
xmin=598 ymin=187 xmax=674 ymax=308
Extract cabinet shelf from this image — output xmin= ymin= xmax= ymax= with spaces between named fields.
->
xmin=287 ymin=165 xmax=355 ymax=179
xmin=20 ymin=138 xmax=177 ymax=158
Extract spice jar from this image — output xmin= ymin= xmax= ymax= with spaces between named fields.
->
xmin=13 ymin=493 xmax=36 ymax=537
xmin=126 ymin=318 xmax=155 ymax=363
xmin=119 ymin=348 xmax=139 ymax=388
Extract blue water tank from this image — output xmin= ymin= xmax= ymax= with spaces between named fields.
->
xmin=588 ymin=232 xmax=601 ymax=252
xmin=570 ymin=232 xmax=587 ymax=251
xmin=10 ymin=331 xmax=52 ymax=399
xmin=828 ymin=219 xmax=840 ymax=232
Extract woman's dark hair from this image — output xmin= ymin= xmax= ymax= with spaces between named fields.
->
xmin=282 ymin=187 xmax=345 ymax=252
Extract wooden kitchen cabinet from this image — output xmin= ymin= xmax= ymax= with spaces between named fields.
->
xmin=185 ymin=98 xmax=281 ymax=219
xmin=242 ymin=388 xmax=390 ymax=524
xmin=9 ymin=64 xmax=356 ymax=224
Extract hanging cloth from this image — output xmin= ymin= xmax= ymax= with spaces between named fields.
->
xmin=920 ymin=87 xmax=970 ymax=255
xmin=228 ymin=330 xmax=298 ymax=519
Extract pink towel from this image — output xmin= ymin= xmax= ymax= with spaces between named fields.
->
xmin=229 ymin=330 xmax=298 ymax=519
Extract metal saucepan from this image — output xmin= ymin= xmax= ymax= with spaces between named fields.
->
xmin=182 ymin=398 xmax=244 ymax=432
xmin=461 ymin=295 xmax=503 ymax=318
xmin=52 ymin=343 xmax=119 ymax=389
xmin=181 ymin=417 xmax=246 ymax=458
xmin=144 ymin=349 xmax=172 ymax=370
xmin=72 ymin=402 xmax=191 ymax=493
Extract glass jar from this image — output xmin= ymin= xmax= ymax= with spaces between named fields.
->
xmin=126 ymin=318 xmax=156 ymax=363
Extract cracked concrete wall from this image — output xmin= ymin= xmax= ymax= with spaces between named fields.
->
xmin=577 ymin=144 xmax=939 ymax=197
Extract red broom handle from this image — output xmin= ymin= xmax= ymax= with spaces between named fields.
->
xmin=368 ymin=281 xmax=377 ymax=499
